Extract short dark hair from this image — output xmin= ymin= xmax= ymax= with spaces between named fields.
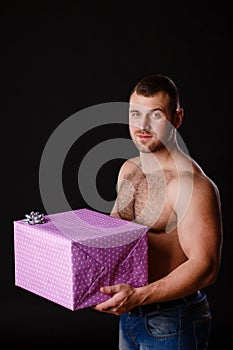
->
xmin=130 ymin=74 xmax=180 ymax=116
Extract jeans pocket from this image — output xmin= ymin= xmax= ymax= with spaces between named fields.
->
xmin=145 ymin=308 xmax=180 ymax=338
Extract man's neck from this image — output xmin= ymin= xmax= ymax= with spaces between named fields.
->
xmin=139 ymin=145 xmax=179 ymax=174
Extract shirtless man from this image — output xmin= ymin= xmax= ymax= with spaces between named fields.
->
xmin=93 ymin=74 xmax=223 ymax=349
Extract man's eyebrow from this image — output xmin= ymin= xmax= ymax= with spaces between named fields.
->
xmin=129 ymin=109 xmax=140 ymax=113
xmin=147 ymin=108 xmax=164 ymax=113
xmin=129 ymin=108 xmax=164 ymax=113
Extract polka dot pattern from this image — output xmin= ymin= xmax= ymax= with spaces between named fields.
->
xmin=13 ymin=208 xmax=148 ymax=310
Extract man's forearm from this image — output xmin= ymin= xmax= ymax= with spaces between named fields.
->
xmin=137 ymin=258 xmax=217 ymax=305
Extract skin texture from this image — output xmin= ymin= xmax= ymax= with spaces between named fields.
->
xmin=93 ymin=91 xmax=223 ymax=316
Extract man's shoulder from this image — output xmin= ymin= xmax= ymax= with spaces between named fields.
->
xmin=168 ymin=167 xmax=220 ymax=204
xmin=119 ymin=156 xmax=141 ymax=173
xmin=116 ymin=157 xmax=143 ymax=184
xmin=187 ymin=160 xmax=219 ymax=193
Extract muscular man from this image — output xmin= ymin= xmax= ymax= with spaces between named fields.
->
xmin=93 ymin=74 xmax=223 ymax=349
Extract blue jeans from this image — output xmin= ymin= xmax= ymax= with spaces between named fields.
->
xmin=119 ymin=290 xmax=212 ymax=349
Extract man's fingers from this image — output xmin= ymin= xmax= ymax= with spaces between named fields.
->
xmin=100 ymin=285 xmax=118 ymax=294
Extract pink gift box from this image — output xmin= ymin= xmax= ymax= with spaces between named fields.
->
xmin=13 ymin=208 xmax=148 ymax=310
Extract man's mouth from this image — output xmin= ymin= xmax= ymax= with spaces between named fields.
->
xmin=137 ymin=133 xmax=153 ymax=139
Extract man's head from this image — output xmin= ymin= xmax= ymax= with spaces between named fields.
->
xmin=129 ymin=74 xmax=184 ymax=153
xmin=130 ymin=74 xmax=180 ymax=117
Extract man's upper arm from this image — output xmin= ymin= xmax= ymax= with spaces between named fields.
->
xmin=170 ymin=174 xmax=223 ymax=281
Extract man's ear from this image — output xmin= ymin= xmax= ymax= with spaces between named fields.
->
xmin=173 ymin=108 xmax=184 ymax=129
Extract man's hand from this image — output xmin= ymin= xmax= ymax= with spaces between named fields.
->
xmin=92 ymin=283 xmax=138 ymax=316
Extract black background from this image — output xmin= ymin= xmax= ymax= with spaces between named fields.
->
xmin=1 ymin=2 xmax=232 ymax=349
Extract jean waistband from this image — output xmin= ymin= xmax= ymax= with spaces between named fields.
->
xmin=129 ymin=291 xmax=199 ymax=316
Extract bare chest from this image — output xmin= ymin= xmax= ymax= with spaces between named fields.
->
xmin=116 ymin=171 xmax=177 ymax=232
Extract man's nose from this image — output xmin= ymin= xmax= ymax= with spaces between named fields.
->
xmin=140 ymin=115 xmax=151 ymax=131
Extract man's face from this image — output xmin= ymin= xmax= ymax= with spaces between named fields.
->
xmin=129 ymin=91 xmax=174 ymax=153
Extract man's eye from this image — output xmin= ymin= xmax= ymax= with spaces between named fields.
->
xmin=130 ymin=112 xmax=140 ymax=118
xmin=150 ymin=112 xmax=161 ymax=120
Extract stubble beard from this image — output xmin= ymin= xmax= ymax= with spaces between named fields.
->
xmin=132 ymin=138 xmax=165 ymax=153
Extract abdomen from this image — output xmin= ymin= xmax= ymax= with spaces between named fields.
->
xmin=148 ymin=231 xmax=188 ymax=282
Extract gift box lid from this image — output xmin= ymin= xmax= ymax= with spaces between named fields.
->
xmin=14 ymin=208 xmax=148 ymax=248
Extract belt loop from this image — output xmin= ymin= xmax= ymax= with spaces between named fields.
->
xmin=138 ymin=306 xmax=144 ymax=316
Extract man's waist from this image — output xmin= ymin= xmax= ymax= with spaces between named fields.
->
xmin=128 ymin=291 xmax=200 ymax=316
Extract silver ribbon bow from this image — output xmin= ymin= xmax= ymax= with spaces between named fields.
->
xmin=24 ymin=211 xmax=46 ymax=225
